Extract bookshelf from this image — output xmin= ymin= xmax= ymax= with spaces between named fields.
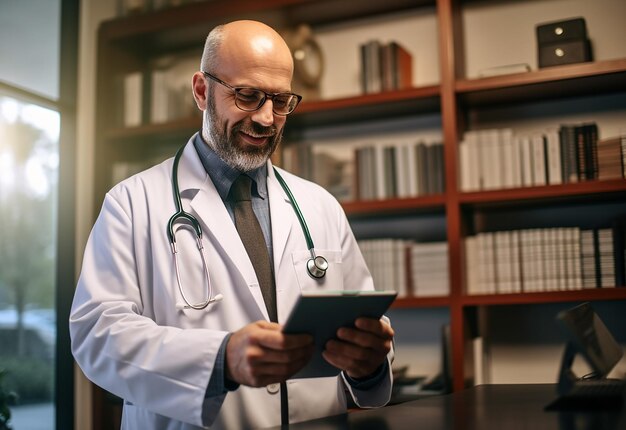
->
xmin=91 ymin=0 xmax=626 ymax=418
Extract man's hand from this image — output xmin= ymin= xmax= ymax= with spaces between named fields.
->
xmin=321 ymin=317 xmax=394 ymax=380
xmin=226 ymin=321 xmax=314 ymax=387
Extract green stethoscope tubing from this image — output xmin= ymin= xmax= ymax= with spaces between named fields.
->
xmin=167 ymin=144 xmax=328 ymax=309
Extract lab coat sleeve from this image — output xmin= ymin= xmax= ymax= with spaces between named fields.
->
xmin=70 ymin=190 xmax=228 ymax=427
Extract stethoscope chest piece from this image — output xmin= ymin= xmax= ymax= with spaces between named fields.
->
xmin=307 ymin=255 xmax=328 ymax=279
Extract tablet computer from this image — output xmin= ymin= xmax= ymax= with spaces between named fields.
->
xmin=283 ymin=290 xmax=397 ymax=379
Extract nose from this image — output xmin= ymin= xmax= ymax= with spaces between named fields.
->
xmin=250 ymin=98 xmax=275 ymax=127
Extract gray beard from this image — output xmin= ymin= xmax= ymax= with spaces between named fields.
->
xmin=201 ymin=103 xmax=283 ymax=172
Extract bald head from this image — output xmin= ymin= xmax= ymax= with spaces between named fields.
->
xmin=200 ymin=20 xmax=294 ymax=86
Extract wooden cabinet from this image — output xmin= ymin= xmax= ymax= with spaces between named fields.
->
xmin=92 ymin=0 xmax=626 ymax=420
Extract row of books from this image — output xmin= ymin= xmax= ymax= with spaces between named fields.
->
xmin=359 ymin=239 xmax=449 ymax=298
xmin=355 ymin=142 xmax=445 ymax=200
xmin=464 ymin=225 xmax=625 ymax=295
xmin=458 ymin=124 xmax=626 ymax=192
xmin=359 ymin=39 xmax=413 ymax=94
xmin=281 ymin=140 xmax=445 ymax=202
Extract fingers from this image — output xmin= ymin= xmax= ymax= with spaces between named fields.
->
xmin=226 ymin=321 xmax=314 ymax=387
xmin=254 ymin=322 xmax=313 ymax=351
xmin=321 ymin=318 xmax=393 ymax=380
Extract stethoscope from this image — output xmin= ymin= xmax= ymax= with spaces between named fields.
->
xmin=167 ymin=145 xmax=329 ymax=310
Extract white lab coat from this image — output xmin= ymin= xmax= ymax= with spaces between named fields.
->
xmin=70 ymin=136 xmax=393 ymax=429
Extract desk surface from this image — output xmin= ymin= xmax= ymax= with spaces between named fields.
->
xmin=274 ymin=384 xmax=626 ymax=430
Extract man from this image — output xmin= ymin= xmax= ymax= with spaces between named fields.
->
xmin=70 ymin=20 xmax=394 ymax=429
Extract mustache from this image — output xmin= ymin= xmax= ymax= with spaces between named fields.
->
xmin=234 ymin=120 xmax=277 ymax=137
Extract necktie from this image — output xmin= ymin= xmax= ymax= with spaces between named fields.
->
xmin=229 ymin=174 xmax=288 ymax=425
xmin=229 ymin=175 xmax=277 ymax=323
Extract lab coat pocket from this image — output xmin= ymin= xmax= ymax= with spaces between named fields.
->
xmin=291 ymin=250 xmax=343 ymax=292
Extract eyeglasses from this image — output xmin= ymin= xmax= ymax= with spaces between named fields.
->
xmin=202 ymin=71 xmax=302 ymax=116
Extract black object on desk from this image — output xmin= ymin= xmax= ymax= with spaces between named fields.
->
xmin=546 ymin=302 xmax=626 ymax=411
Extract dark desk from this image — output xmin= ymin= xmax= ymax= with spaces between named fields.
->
xmin=275 ymin=384 xmax=625 ymax=429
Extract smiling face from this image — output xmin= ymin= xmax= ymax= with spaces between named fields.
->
xmin=193 ymin=21 xmax=295 ymax=172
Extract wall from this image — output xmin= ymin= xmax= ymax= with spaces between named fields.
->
xmin=75 ymin=2 xmax=117 ymax=428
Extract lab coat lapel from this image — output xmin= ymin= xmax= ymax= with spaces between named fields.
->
xmin=176 ymin=139 xmax=269 ymax=320
xmin=267 ymin=163 xmax=297 ymax=279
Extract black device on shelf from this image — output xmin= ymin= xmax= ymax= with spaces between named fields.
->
xmin=536 ymin=17 xmax=593 ymax=68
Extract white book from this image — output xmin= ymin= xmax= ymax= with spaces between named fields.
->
xmin=520 ymin=230 xmax=533 ymax=292
xmin=519 ymin=135 xmax=534 ymax=187
xmin=482 ymin=232 xmax=497 ymax=294
xmin=511 ymin=135 xmax=522 ymax=188
xmin=545 ymin=129 xmax=563 ymax=185
xmin=465 ymin=236 xmax=479 ymax=295
xmin=570 ymin=228 xmax=583 ymax=290
xmin=500 ymin=129 xmax=515 ymax=189
xmin=480 ymin=129 xmax=501 ymax=190
xmin=531 ymin=134 xmax=547 ymax=186
xmin=535 ymin=229 xmax=547 ymax=292
xmin=123 ymin=71 xmax=143 ymax=127
xmin=494 ymin=231 xmax=511 ymax=293
xmin=544 ymin=229 xmax=558 ymax=291
xmin=510 ymin=230 xmax=522 ymax=293
xmin=465 ymin=131 xmax=482 ymax=191
xmin=150 ymin=69 xmax=169 ymax=124
xmin=556 ymin=228 xmax=568 ymax=291
xmin=395 ymin=240 xmax=408 ymax=297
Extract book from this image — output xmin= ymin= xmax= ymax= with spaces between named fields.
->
xmin=122 ymin=71 xmax=143 ymax=127
xmin=559 ymin=124 xmax=579 ymax=183
xmin=531 ymin=134 xmax=547 ymax=186
xmin=597 ymin=137 xmax=623 ymax=180
xmin=545 ymin=129 xmax=563 ymax=185
xmin=390 ymin=41 xmax=413 ymax=90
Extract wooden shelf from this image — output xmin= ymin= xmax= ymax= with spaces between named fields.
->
xmin=461 ymin=288 xmax=626 ymax=306
xmin=100 ymin=0 xmax=433 ymax=52
xmin=290 ymin=86 xmax=440 ymax=127
xmin=393 ymin=296 xmax=450 ymax=308
xmin=459 ymin=179 xmax=626 ymax=208
xmin=456 ymin=58 xmax=626 ymax=106
xmin=342 ymin=194 xmax=446 ymax=217
xmin=105 ymin=116 xmax=202 ymax=142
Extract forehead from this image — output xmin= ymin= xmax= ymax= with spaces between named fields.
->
xmin=217 ymin=31 xmax=293 ymax=91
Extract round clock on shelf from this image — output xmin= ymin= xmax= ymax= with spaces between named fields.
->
xmin=283 ymin=24 xmax=324 ymax=101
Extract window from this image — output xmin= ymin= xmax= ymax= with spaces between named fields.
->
xmin=0 ymin=1 xmax=77 ymax=429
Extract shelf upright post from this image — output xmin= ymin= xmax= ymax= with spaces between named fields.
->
xmin=437 ymin=0 xmax=470 ymax=392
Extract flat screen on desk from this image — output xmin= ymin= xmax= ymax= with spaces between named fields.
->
xmin=557 ymin=302 xmax=623 ymax=377
xmin=283 ymin=290 xmax=397 ymax=379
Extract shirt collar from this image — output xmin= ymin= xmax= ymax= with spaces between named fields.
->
xmin=193 ymin=133 xmax=268 ymax=201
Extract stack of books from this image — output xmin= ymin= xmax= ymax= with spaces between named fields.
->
xmin=464 ymin=223 xmax=625 ymax=295
xmin=458 ymin=124 xmax=626 ymax=192
xmin=355 ymin=141 xmax=445 ymax=200
xmin=359 ymin=39 xmax=413 ymax=94
xmin=358 ymin=239 xmax=449 ymax=298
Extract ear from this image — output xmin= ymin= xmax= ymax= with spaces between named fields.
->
xmin=192 ymin=72 xmax=208 ymax=110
